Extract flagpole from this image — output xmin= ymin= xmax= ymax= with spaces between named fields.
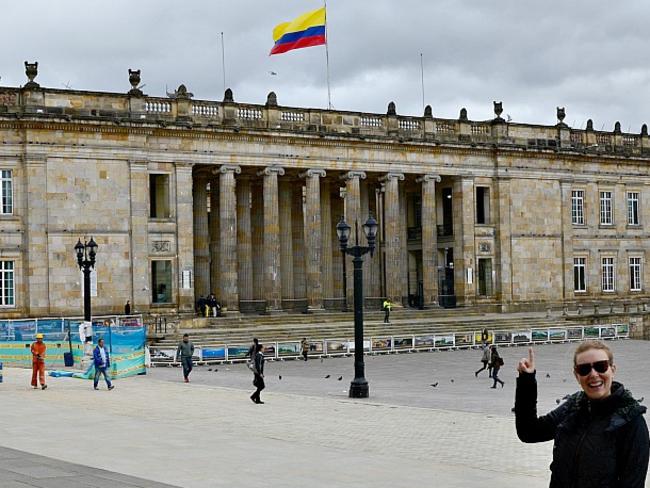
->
xmin=420 ymin=53 xmax=425 ymax=112
xmin=324 ymin=0 xmax=332 ymax=109
xmin=220 ymin=32 xmax=226 ymax=94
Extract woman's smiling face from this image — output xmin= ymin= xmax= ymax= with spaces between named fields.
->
xmin=574 ymin=348 xmax=616 ymax=400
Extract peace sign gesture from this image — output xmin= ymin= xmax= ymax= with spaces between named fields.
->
xmin=517 ymin=347 xmax=536 ymax=374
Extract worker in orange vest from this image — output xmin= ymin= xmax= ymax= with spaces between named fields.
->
xmin=30 ymin=333 xmax=47 ymax=390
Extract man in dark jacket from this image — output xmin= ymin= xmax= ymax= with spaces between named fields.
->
xmin=515 ymin=342 xmax=649 ymax=487
xmin=93 ymin=338 xmax=114 ymax=390
xmin=250 ymin=343 xmax=265 ymax=404
xmin=176 ymin=334 xmax=195 ymax=383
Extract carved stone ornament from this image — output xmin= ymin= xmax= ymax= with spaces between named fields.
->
xmin=266 ymin=91 xmax=278 ymax=107
xmin=493 ymin=101 xmax=503 ymax=119
xmin=128 ymin=69 xmax=143 ymax=96
xmin=479 ymin=242 xmax=491 ymax=253
xmin=24 ymin=61 xmax=40 ymax=89
xmin=151 ymin=240 xmax=171 ymax=253
xmin=223 ymin=88 xmax=234 ymax=103
xmin=175 ymin=84 xmax=193 ymax=100
xmin=614 ymin=121 xmax=622 ymax=134
xmin=424 ymin=105 xmax=433 ymax=118
xmin=557 ymin=107 xmax=566 ymax=124
xmin=586 ymin=119 xmax=594 ymax=131
xmin=387 ymin=101 xmax=396 ymax=116
xmin=459 ymin=108 xmax=468 ymax=121
xmin=642 ymin=124 xmax=648 ymax=136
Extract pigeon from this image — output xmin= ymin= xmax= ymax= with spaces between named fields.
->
xmin=324 ymin=375 xmax=330 ymax=379
xmin=320 ymin=358 xmax=324 ymax=363
xmin=430 ymin=382 xmax=439 ymax=388
xmin=208 ymin=368 xmax=212 ymax=372
xmin=546 ymin=373 xmax=551 ymax=378
xmin=450 ymin=379 xmax=454 ymax=383
xmin=213 ymin=368 xmax=218 ymax=372
xmin=338 ymin=376 xmax=343 ymax=381
xmin=279 ymin=375 xmax=282 ymax=380
xmin=556 ymin=398 xmax=561 ymax=404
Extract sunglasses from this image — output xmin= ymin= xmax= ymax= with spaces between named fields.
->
xmin=574 ymin=360 xmax=610 ymax=377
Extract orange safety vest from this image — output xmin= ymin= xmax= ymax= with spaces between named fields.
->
xmin=30 ymin=342 xmax=46 ymax=363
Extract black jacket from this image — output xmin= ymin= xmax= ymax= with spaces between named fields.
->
xmin=515 ymin=372 xmax=649 ymax=488
xmin=253 ymin=351 xmax=265 ymax=376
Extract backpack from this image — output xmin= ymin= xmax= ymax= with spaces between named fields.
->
xmin=497 ymin=357 xmax=504 ymax=367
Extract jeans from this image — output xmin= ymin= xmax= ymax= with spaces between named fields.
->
xmin=94 ymin=366 xmax=113 ymax=389
xmin=181 ymin=356 xmax=193 ymax=379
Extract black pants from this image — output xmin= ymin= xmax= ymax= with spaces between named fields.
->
xmin=251 ymin=374 xmax=265 ymax=402
xmin=302 ymin=350 xmax=308 ymax=361
xmin=384 ymin=309 xmax=390 ymax=323
xmin=492 ymin=368 xmax=504 ymax=387
xmin=475 ymin=360 xmax=488 ymax=376
xmin=181 ymin=357 xmax=193 ymax=379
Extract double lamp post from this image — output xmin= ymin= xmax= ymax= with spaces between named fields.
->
xmin=336 ymin=214 xmax=378 ymax=398
xmin=75 ymin=237 xmax=98 ymax=367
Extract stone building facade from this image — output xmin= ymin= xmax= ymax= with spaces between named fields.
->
xmin=1 ymin=64 xmax=650 ymax=318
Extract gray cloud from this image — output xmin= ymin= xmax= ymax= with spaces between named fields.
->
xmin=2 ymin=0 xmax=649 ymax=130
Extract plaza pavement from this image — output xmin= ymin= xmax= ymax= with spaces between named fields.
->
xmin=1 ymin=340 xmax=649 ymax=487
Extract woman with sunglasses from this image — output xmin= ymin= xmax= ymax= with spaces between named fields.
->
xmin=515 ymin=340 xmax=649 ymax=487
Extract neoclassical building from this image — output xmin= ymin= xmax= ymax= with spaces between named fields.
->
xmin=1 ymin=63 xmax=650 ymax=318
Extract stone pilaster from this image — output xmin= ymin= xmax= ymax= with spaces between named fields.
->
xmin=292 ymin=180 xmax=306 ymax=299
xmin=331 ymin=187 xmax=345 ymax=301
xmin=399 ymin=184 xmax=409 ymax=302
xmin=454 ymin=176 xmax=476 ymax=306
xmin=382 ymin=172 xmax=405 ymax=305
xmin=360 ymin=180 xmax=371 ymax=301
xmin=341 ymin=171 xmax=366 ymax=305
xmin=218 ymin=165 xmax=241 ymax=310
xmin=129 ymin=160 xmax=150 ymax=310
xmin=320 ymin=178 xmax=334 ymax=300
xmin=279 ymin=179 xmax=294 ymax=299
xmin=260 ymin=166 xmax=285 ymax=310
xmin=209 ymin=178 xmax=220 ymax=296
xmin=368 ymin=185 xmax=382 ymax=297
xmin=24 ymin=153 xmax=49 ymax=315
xmin=237 ymin=177 xmax=253 ymax=301
xmin=559 ymin=180 xmax=573 ymax=302
xmin=418 ymin=174 xmax=440 ymax=305
xmin=302 ymin=169 xmax=326 ymax=310
xmin=193 ymin=176 xmax=210 ymax=299
xmin=251 ymin=181 xmax=264 ymax=301
xmin=175 ymin=163 xmax=195 ymax=311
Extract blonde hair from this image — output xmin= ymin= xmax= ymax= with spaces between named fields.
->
xmin=573 ymin=340 xmax=614 ymax=365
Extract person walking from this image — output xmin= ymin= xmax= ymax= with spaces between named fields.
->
xmin=250 ymin=343 xmax=265 ymax=404
xmin=515 ymin=341 xmax=649 ymax=487
xmin=30 ymin=333 xmax=47 ymax=390
xmin=475 ymin=342 xmax=491 ymax=377
xmin=176 ymin=333 xmax=195 ymax=383
xmin=490 ymin=345 xmax=504 ymax=388
xmin=301 ymin=338 xmax=309 ymax=361
xmin=382 ymin=298 xmax=392 ymax=324
xmin=247 ymin=337 xmax=259 ymax=359
xmin=93 ymin=338 xmax=114 ymax=390
xmin=124 ymin=300 xmax=131 ymax=315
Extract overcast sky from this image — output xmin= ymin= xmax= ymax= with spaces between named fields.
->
xmin=2 ymin=1 xmax=650 ymax=131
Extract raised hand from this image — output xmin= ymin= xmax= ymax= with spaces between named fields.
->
xmin=517 ymin=347 xmax=535 ymax=374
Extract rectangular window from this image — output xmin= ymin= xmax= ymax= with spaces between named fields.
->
xmin=0 ymin=260 xmax=15 ymax=306
xmin=149 ymin=174 xmax=170 ymax=219
xmin=630 ymin=257 xmax=642 ymax=291
xmin=477 ymin=258 xmax=493 ymax=296
xmin=476 ymin=187 xmax=490 ymax=224
xmin=573 ymin=257 xmax=586 ymax=292
xmin=627 ymin=192 xmax=640 ymax=225
xmin=600 ymin=191 xmax=613 ymax=225
xmin=601 ymin=257 xmax=615 ymax=292
xmin=152 ymin=260 xmax=172 ymax=304
xmin=1 ymin=170 xmax=13 ymax=215
xmin=571 ymin=190 xmax=584 ymax=225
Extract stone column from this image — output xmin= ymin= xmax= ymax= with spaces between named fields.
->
xmin=400 ymin=184 xmax=409 ymax=302
xmin=382 ymin=172 xmax=405 ymax=304
xmin=237 ymin=177 xmax=253 ymax=302
xmin=129 ymin=160 xmax=150 ymax=310
xmin=341 ymin=171 xmax=366 ymax=305
xmin=260 ymin=166 xmax=285 ymax=310
xmin=279 ymin=179 xmax=294 ymax=301
xmin=320 ymin=178 xmax=334 ymax=301
xmin=292 ymin=179 xmax=306 ymax=300
xmin=360 ymin=180 xmax=371 ymax=302
xmin=175 ymin=163 xmax=195 ymax=312
xmin=454 ymin=176 xmax=476 ymax=306
xmin=217 ymin=165 xmax=240 ymax=311
xmin=418 ymin=174 xmax=440 ymax=306
xmin=331 ymin=187 xmax=345 ymax=301
xmin=24 ymin=153 xmax=49 ymax=315
xmin=208 ymin=178 xmax=220 ymax=296
xmin=302 ymin=169 xmax=326 ymax=310
xmin=251 ymin=181 xmax=264 ymax=301
xmin=193 ymin=176 xmax=210 ymax=300
xmin=368 ymin=185 xmax=382 ymax=297
xmin=559 ymin=180 xmax=573 ymax=302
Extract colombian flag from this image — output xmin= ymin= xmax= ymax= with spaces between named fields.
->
xmin=270 ymin=7 xmax=326 ymax=55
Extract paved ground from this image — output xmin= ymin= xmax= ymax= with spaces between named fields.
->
xmin=1 ymin=339 xmax=649 ymax=487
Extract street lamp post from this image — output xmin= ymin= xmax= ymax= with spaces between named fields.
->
xmin=74 ymin=237 xmax=98 ymax=322
xmin=336 ymin=214 xmax=378 ymax=398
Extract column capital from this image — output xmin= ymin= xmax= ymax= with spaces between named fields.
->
xmin=340 ymin=171 xmax=366 ymax=181
xmin=299 ymin=168 xmax=326 ymax=179
xmin=379 ymin=172 xmax=405 ymax=182
xmin=416 ymin=174 xmax=441 ymax=183
xmin=257 ymin=166 xmax=285 ymax=177
xmin=213 ymin=164 xmax=242 ymax=175
xmin=175 ymin=161 xmax=194 ymax=172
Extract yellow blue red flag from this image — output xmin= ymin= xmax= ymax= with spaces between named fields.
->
xmin=270 ymin=7 xmax=326 ymax=55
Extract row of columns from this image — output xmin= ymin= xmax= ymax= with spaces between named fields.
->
xmin=193 ymin=166 xmax=442 ymax=311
